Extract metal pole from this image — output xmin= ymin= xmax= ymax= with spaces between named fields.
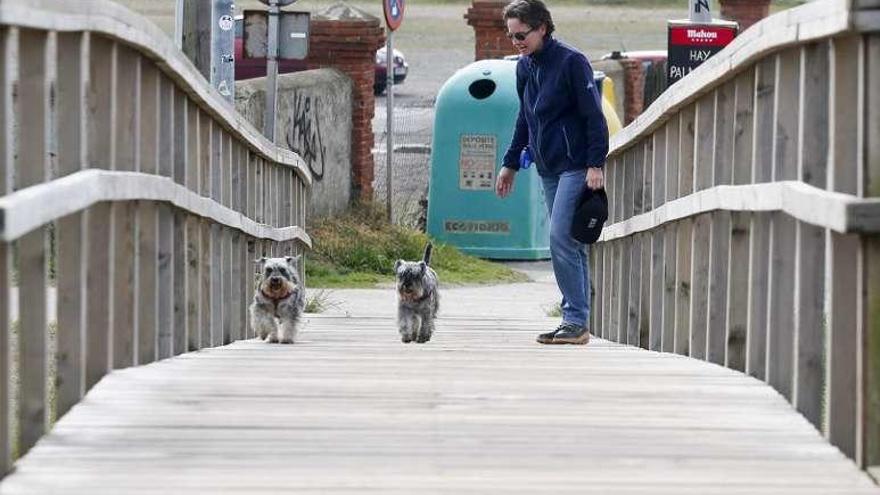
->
xmin=175 ymin=0 xmax=184 ymax=49
xmin=212 ymin=0 xmax=235 ymax=102
xmin=264 ymin=0 xmax=280 ymax=142
xmin=385 ymin=31 xmax=394 ymax=222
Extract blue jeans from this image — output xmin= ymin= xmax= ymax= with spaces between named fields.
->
xmin=540 ymin=169 xmax=590 ymax=328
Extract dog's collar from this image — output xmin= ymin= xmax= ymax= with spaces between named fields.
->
xmin=261 ymin=288 xmax=292 ymax=302
xmin=399 ymin=290 xmax=431 ymax=304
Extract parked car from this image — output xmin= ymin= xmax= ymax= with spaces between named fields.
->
xmin=374 ymin=46 xmax=408 ymax=95
xmin=233 ymin=16 xmax=408 ymax=95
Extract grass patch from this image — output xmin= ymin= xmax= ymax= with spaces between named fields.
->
xmin=304 ymin=289 xmax=341 ymax=313
xmin=306 ymin=202 xmax=528 ymax=288
xmin=542 ymin=302 xmax=563 ymax=318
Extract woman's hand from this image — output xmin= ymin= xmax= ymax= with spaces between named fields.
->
xmin=586 ymin=167 xmax=604 ymax=190
xmin=495 ymin=167 xmax=517 ymax=198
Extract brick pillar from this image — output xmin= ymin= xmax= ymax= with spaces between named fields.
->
xmin=465 ymin=0 xmax=516 ymax=61
xmin=619 ymin=58 xmax=645 ymax=125
xmin=307 ymin=3 xmax=385 ymax=200
xmin=720 ymin=0 xmax=771 ymax=32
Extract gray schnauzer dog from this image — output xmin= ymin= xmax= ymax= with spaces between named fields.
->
xmin=250 ymin=256 xmax=305 ymax=344
xmin=394 ymin=243 xmax=439 ymax=344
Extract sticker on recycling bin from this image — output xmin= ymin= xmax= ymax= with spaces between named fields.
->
xmin=459 ymin=134 xmax=495 ymax=191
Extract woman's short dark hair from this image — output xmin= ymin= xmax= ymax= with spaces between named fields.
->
xmin=502 ymin=0 xmax=555 ymax=37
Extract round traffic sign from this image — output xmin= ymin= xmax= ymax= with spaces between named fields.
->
xmin=384 ymin=0 xmax=404 ymax=31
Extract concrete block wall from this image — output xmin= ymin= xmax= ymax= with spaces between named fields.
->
xmin=236 ymin=69 xmax=354 ymax=219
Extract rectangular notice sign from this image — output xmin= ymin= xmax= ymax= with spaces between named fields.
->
xmin=667 ymin=21 xmax=737 ymax=86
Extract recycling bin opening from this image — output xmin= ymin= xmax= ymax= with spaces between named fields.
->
xmin=468 ymin=79 xmax=496 ymax=99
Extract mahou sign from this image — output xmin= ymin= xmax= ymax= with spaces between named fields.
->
xmin=667 ymin=20 xmax=737 ymax=86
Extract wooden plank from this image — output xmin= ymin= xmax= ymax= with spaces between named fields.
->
xmin=793 ymin=221 xmax=825 ymax=430
xmin=136 ymin=61 xmax=159 ymax=366
xmin=863 ymin=32 xmax=880 ymax=470
xmin=223 ymin=227 xmax=232 ymax=344
xmin=632 ymin=144 xmax=644 ymax=215
xmin=624 ymin=149 xmax=636 ymax=220
xmin=156 ymin=76 xmax=174 ymax=359
xmin=799 ymin=42 xmax=829 ymax=188
xmin=826 ymin=232 xmax=860 ymax=459
xmin=649 ymin=229 xmax=663 ymax=352
xmin=642 ymin=139 xmax=653 ymax=215
xmin=609 ymin=240 xmax=621 ymax=342
xmin=87 ymin=36 xmax=114 ymax=170
xmin=16 ymin=229 xmax=47 ymax=458
xmin=16 ymin=28 xmax=50 ymax=455
xmin=173 ymin=88 xmax=187 ymax=185
xmin=747 ymin=213 xmax=771 ymax=381
xmin=666 ymin=115 xmax=680 ymax=202
xmin=675 ymin=218 xmax=692 ymax=356
xmin=689 ymin=214 xmax=711 ymax=360
xmin=754 ymin=57 xmax=776 ymax=184
xmin=766 ymin=212 xmax=797 ymax=400
xmin=0 ymin=36 xmax=10 ymax=471
xmin=0 ymin=243 xmax=10 ymax=475
xmin=662 ymin=225 xmax=677 ymax=353
xmin=678 ymin=105 xmax=696 ymax=197
xmin=185 ymin=216 xmax=200 ymax=351
xmin=157 ymin=204 xmax=173 ymax=360
xmin=230 ymin=232 xmax=242 ymax=342
xmin=245 ymin=237 xmax=256 ymax=339
xmin=186 ymin=98 xmax=199 ymax=190
xmin=173 ymin=211 xmax=187 ymax=355
xmin=85 ymin=203 xmax=112 ymax=390
xmin=695 ymin=92 xmax=715 ymax=191
xmin=55 ymin=32 xmax=87 ymax=418
xmin=201 ymin=221 xmax=213 ymax=347
xmin=726 ymin=212 xmax=750 ymax=372
xmin=639 ymin=231 xmax=651 ymax=349
xmin=652 ymin=125 xmax=667 ymax=209
xmin=829 ymin=35 xmax=860 ymax=196
xmin=707 ymin=211 xmax=730 ymax=366
xmin=627 ymin=236 xmax=641 ymax=346
xmin=773 ymin=49 xmax=800 ymax=182
xmin=714 ymin=80 xmax=735 ymax=186
xmin=111 ymin=47 xmax=139 ymax=370
xmin=732 ymin=67 xmax=755 ymax=186
xmin=601 ymin=240 xmax=613 ymax=340
xmin=617 ymin=237 xmax=631 ymax=344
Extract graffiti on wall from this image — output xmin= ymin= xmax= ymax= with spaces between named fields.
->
xmin=285 ymin=92 xmax=327 ymax=180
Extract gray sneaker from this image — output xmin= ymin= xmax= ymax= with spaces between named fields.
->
xmin=551 ymin=323 xmax=590 ymax=345
xmin=536 ymin=324 xmax=565 ymax=344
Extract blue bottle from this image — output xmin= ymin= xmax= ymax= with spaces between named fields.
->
xmin=519 ymin=147 xmax=534 ymax=169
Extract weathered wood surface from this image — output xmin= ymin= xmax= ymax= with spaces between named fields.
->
xmin=1 ymin=312 xmax=877 ymax=494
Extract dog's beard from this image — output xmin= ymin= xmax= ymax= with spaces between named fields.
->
xmin=261 ymin=279 xmax=296 ymax=300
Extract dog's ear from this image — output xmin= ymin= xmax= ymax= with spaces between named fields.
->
xmin=254 ymin=257 xmax=267 ymax=270
xmin=285 ymin=255 xmax=301 ymax=267
xmin=394 ymin=259 xmax=403 ymax=273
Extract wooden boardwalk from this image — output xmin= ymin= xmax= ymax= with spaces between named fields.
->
xmin=1 ymin=313 xmax=877 ymax=494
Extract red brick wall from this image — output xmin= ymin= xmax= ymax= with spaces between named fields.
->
xmin=465 ymin=0 xmax=517 ymax=61
xmin=307 ymin=12 xmax=385 ymax=200
xmin=720 ymin=0 xmax=771 ymax=32
xmin=618 ymin=58 xmax=645 ymax=126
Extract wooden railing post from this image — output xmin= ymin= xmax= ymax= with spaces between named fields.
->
xmin=17 ymin=27 xmax=51 ymax=456
xmin=55 ymin=31 xmax=88 ymax=418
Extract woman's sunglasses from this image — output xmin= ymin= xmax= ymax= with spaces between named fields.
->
xmin=506 ymin=28 xmax=534 ymax=42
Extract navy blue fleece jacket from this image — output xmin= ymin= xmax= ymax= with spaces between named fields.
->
xmin=502 ymin=37 xmax=609 ymax=176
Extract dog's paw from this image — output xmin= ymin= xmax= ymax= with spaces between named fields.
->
xmin=400 ymin=334 xmax=413 ymax=343
xmin=416 ymin=334 xmax=431 ymax=343
xmin=265 ymin=333 xmax=279 ymax=344
xmin=278 ymin=336 xmax=295 ymax=344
